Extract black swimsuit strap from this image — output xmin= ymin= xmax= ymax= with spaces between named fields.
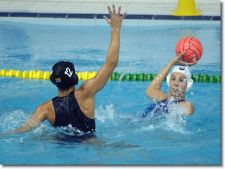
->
xmin=177 ymin=99 xmax=185 ymax=102
xmin=165 ymin=98 xmax=185 ymax=102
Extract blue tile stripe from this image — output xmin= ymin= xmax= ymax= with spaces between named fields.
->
xmin=0 ymin=12 xmax=221 ymax=20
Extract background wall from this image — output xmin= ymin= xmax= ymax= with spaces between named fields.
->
xmin=0 ymin=0 xmax=220 ymax=16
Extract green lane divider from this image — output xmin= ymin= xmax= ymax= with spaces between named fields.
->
xmin=110 ymin=72 xmax=221 ymax=83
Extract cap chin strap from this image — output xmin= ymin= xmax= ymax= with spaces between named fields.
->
xmin=166 ymin=74 xmax=193 ymax=92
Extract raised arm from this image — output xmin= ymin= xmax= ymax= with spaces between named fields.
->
xmin=82 ymin=5 xmax=126 ymax=96
xmin=146 ymin=52 xmax=189 ymax=101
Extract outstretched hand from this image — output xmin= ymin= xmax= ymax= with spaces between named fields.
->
xmin=172 ymin=52 xmax=197 ymax=66
xmin=103 ymin=5 xmax=126 ymax=30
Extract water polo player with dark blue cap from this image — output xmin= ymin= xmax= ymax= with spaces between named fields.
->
xmin=144 ymin=52 xmax=197 ymax=118
xmin=9 ymin=5 xmax=126 ymax=134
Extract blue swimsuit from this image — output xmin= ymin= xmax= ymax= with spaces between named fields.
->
xmin=143 ymin=99 xmax=184 ymax=118
xmin=52 ymin=91 xmax=95 ymax=133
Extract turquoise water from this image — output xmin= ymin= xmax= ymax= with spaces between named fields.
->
xmin=0 ymin=18 xmax=221 ymax=165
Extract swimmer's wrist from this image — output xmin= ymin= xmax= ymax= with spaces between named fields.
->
xmin=169 ymin=59 xmax=176 ymax=66
xmin=170 ymin=56 xmax=180 ymax=65
xmin=112 ymin=28 xmax=120 ymax=32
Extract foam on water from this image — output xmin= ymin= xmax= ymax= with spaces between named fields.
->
xmin=139 ymin=101 xmax=192 ymax=135
xmin=94 ymin=102 xmax=191 ymax=135
xmin=0 ymin=109 xmax=28 ymax=132
xmin=95 ymin=104 xmax=115 ymax=123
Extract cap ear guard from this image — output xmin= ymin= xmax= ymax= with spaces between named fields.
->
xmin=186 ymin=79 xmax=193 ymax=92
xmin=50 ymin=73 xmax=56 ymax=85
xmin=72 ymin=73 xmax=79 ymax=85
xmin=50 ymin=73 xmax=64 ymax=88
xmin=166 ymin=74 xmax=171 ymax=87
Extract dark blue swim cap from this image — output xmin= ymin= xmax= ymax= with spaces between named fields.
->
xmin=50 ymin=61 xmax=78 ymax=89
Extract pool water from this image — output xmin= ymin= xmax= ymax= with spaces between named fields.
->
xmin=0 ymin=18 xmax=221 ymax=165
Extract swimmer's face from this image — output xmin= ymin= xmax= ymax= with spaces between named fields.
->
xmin=169 ymin=72 xmax=187 ymax=97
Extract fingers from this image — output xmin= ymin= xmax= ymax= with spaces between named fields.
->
xmin=103 ymin=15 xmax=111 ymax=25
xmin=112 ymin=4 xmax=116 ymax=14
xmin=108 ymin=6 xmax=112 ymax=15
xmin=108 ymin=5 xmax=126 ymax=18
xmin=181 ymin=51 xmax=185 ymax=55
xmin=118 ymin=6 xmax=121 ymax=15
xmin=177 ymin=59 xmax=197 ymax=66
xmin=176 ymin=51 xmax=198 ymax=66
xmin=186 ymin=60 xmax=198 ymax=66
xmin=105 ymin=5 xmax=125 ymax=27
xmin=123 ymin=12 xmax=127 ymax=19
xmin=177 ymin=51 xmax=185 ymax=58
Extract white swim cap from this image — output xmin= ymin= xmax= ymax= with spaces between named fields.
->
xmin=166 ymin=65 xmax=193 ymax=92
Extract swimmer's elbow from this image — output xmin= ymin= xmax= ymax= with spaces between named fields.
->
xmin=146 ymin=88 xmax=150 ymax=97
xmin=146 ymin=84 xmax=155 ymax=96
xmin=189 ymin=106 xmax=195 ymax=115
xmin=186 ymin=110 xmax=193 ymax=116
xmin=146 ymin=87 xmax=153 ymax=98
xmin=146 ymin=87 xmax=160 ymax=100
xmin=186 ymin=103 xmax=194 ymax=115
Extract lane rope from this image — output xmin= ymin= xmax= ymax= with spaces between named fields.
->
xmin=0 ymin=69 xmax=221 ymax=83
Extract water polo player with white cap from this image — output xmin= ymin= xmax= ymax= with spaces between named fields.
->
xmin=144 ymin=52 xmax=197 ymax=117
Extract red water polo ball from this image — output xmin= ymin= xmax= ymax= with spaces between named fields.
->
xmin=176 ymin=36 xmax=203 ymax=63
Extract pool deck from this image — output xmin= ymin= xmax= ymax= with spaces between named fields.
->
xmin=0 ymin=0 xmax=220 ymax=17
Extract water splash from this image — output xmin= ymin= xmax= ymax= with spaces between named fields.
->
xmin=164 ymin=103 xmax=188 ymax=133
xmin=119 ymin=73 xmax=125 ymax=81
xmin=140 ymin=102 xmax=191 ymax=134
xmin=95 ymin=104 xmax=115 ymax=123
xmin=57 ymin=124 xmax=84 ymax=136
xmin=0 ymin=109 xmax=28 ymax=132
xmin=0 ymin=109 xmax=50 ymax=139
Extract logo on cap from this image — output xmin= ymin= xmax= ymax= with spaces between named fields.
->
xmin=179 ymin=66 xmax=185 ymax=71
xmin=64 ymin=67 xmax=73 ymax=78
